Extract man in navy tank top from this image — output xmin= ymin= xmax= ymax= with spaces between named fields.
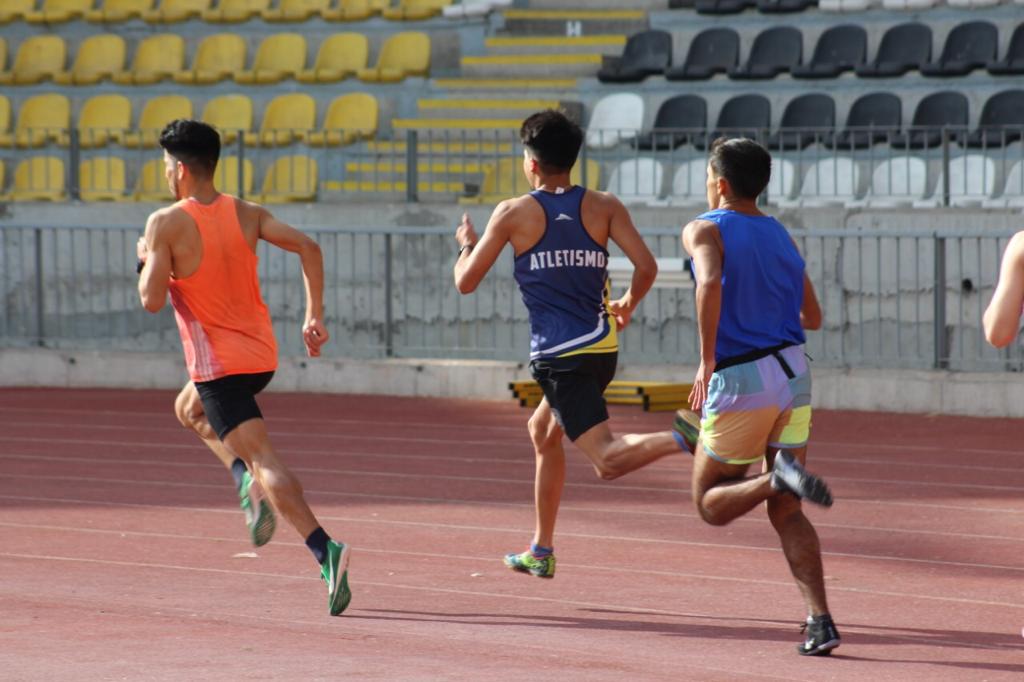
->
xmin=683 ymin=137 xmax=840 ymax=656
xmin=453 ymin=110 xmax=701 ymax=580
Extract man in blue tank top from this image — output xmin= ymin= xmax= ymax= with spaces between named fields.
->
xmin=453 ymin=110 xmax=700 ymax=580
xmin=682 ymin=138 xmax=840 ymax=656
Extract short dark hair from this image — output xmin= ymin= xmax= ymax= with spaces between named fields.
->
xmin=520 ymin=109 xmax=583 ymax=174
xmin=159 ymin=119 xmax=220 ymax=178
xmin=708 ymin=137 xmax=771 ymax=200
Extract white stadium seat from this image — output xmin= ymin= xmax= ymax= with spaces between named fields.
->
xmin=606 ymin=158 xmax=664 ymax=205
xmin=585 ymin=93 xmax=644 ymax=150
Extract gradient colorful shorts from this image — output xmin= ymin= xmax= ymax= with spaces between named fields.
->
xmin=700 ymin=345 xmax=811 ymax=466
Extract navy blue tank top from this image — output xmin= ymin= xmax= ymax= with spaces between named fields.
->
xmin=514 ymin=186 xmax=617 ymax=360
xmin=695 ymin=208 xmax=806 ymax=362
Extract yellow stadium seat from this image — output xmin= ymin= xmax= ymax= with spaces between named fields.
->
xmin=25 ymin=0 xmax=91 ymax=23
xmin=80 ymin=157 xmax=127 ymax=201
xmin=133 ymin=158 xmax=171 ymax=201
xmin=202 ymin=0 xmax=269 ymax=22
xmin=0 ymin=96 xmax=10 ymax=145
xmin=86 ymin=0 xmax=153 ymax=23
xmin=214 ymin=156 xmax=254 ymax=196
xmin=0 ymin=94 xmax=71 ymax=148
xmin=307 ymin=93 xmax=378 ymax=147
xmin=143 ymin=0 xmax=209 ymax=22
xmin=112 ymin=34 xmax=184 ymax=85
xmin=202 ymin=94 xmax=253 ymax=146
xmin=322 ymin=0 xmax=375 ymax=21
xmin=0 ymin=36 xmax=67 ymax=86
xmin=235 ymin=33 xmax=306 ymax=85
xmin=0 ymin=38 xmax=6 ymax=72
xmin=3 ymin=157 xmax=66 ymax=202
xmin=247 ymin=94 xmax=315 ymax=147
xmin=262 ymin=0 xmax=328 ymax=22
xmin=256 ymin=155 xmax=318 ymax=203
xmin=174 ymin=33 xmax=246 ymax=85
xmin=460 ymin=158 xmax=601 ymax=205
xmin=54 ymin=34 xmax=126 ymax=85
xmin=296 ymin=33 xmax=368 ymax=83
xmin=123 ymin=95 xmax=193 ymax=148
xmin=0 ymin=160 xmax=5 ymax=195
xmin=357 ymin=32 xmax=430 ymax=83
xmin=77 ymin=94 xmax=131 ymax=148
xmin=0 ymin=0 xmax=35 ymax=24
xmin=382 ymin=0 xmax=450 ymax=21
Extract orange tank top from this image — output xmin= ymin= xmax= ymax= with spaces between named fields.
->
xmin=168 ymin=194 xmax=278 ymax=382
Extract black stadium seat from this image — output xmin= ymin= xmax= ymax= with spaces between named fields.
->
xmin=767 ymin=94 xmax=835 ymax=150
xmin=729 ymin=26 xmax=802 ymax=79
xmin=964 ymin=90 xmax=1024 ymax=148
xmin=988 ymin=23 xmax=1024 ymax=76
xmin=891 ymin=91 xmax=968 ymax=149
xmin=828 ymin=92 xmax=901 ymax=149
xmin=920 ymin=21 xmax=997 ymax=77
xmin=665 ymin=28 xmax=739 ymax=80
xmin=792 ymin=25 xmax=867 ymax=79
xmin=634 ymin=95 xmax=707 ymax=150
xmin=598 ymin=30 xmax=672 ymax=83
xmin=856 ymin=23 xmax=931 ymax=78
xmin=695 ymin=0 xmax=756 ymax=14
xmin=694 ymin=94 xmax=771 ymax=148
xmin=668 ymin=0 xmax=698 ymax=7
xmin=757 ymin=0 xmax=817 ymax=12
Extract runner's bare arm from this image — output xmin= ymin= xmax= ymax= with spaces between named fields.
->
xmin=454 ymin=202 xmax=514 ymax=294
xmin=682 ymin=219 xmax=723 ymax=410
xmin=607 ymin=194 xmax=657 ymax=330
xmin=984 ymin=231 xmax=1024 ymax=348
xmin=801 ymin=273 xmax=822 ymax=330
xmin=138 ymin=211 xmax=174 ymax=313
xmin=257 ymin=208 xmax=329 ymax=357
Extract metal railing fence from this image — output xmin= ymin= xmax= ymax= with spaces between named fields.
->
xmin=1 ymin=224 xmax=1021 ymax=372
xmin=2 ymin=125 xmax=1022 ymax=207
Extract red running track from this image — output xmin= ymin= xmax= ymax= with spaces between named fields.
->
xmin=0 ymin=387 xmax=1022 ymax=681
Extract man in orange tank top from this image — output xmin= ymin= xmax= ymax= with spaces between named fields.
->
xmin=136 ymin=120 xmax=350 ymax=616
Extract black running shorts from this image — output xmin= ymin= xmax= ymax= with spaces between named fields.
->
xmin=194 ymin=371 xmax=275 ymax=440
xmin=529 ymin=352 xmax=618 ymax=441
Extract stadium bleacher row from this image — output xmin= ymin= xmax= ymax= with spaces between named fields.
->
xmin=598 ymin=21 xmax=1024 ymax=82
xmin=0 ymin=31 xmax=430 ymax=85
xmin=0 ymin=0 xmax=458 ymax=24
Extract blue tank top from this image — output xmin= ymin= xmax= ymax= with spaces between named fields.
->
xmin=696 ymin=208 xmax=806 ymax=362
xmin=514 ymin=186 xmax=616 ymax=360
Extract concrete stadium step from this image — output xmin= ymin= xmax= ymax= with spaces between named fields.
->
xmin=483 ymin=35 xmax=626 ymax=56
xmin=460 ymin=53 xmax=603 ymax=78
xmin=392 ymin=118 xmax=522 ymax=130
xmin=431 ymin=77 xmax=578 ymax=90
xmin=366 ymin=141 xmax=514 ymax=154
xmin=500 ymin=8 xmax=648 ymax=36
xmin=324 ymin=180 xmax=466 ymax=194
xmin=345 ymin=161 xmax=491 ymax=174
xmin=416 ymin=97 xmax=562 ymax=118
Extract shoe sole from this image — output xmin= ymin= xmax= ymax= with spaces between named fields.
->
xmin=798 ymin=638 xmax=840 ymax=656
xmin=503 ymin=556 xmax=554 ymax=579
xmin=329 ymin=544 xmax=352 ymax=616
xmin=250 ymin=500 xmax=276 ymax=547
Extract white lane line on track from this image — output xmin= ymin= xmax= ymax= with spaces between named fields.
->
xmin=8 ymin=483 xmax=1024 ymax=548
xmin=3 ymin=411 xmax=1024 ymax=458
xmin=1 ymin=549 xmax=1022 ymax=613
xmin=1 ymin=499 xmax=1022 ymax=574
xmin=3 ymin=491 xmax=1023 ymax=543
xmin=3 ymin=449 xmax=1023 ymax=497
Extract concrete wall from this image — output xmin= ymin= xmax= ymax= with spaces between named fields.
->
xmin=4 ymin=347 xmax=1024 ymax=418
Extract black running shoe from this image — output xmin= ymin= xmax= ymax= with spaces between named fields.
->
xmin=798 ymin=614 xmax=841 ymax=656
xmin=771 ymin=451 xmax=834 ymax=507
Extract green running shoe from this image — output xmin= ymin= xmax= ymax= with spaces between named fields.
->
xmin=673 ymin=408 xmax=701 ymax=455
xmin=504 ymin=549 xmax=556 ymax=578
xmin=238 ymin=470 xmax=276 ymax=547
xmin=321 ymin=540 xmax=352 ymax=616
